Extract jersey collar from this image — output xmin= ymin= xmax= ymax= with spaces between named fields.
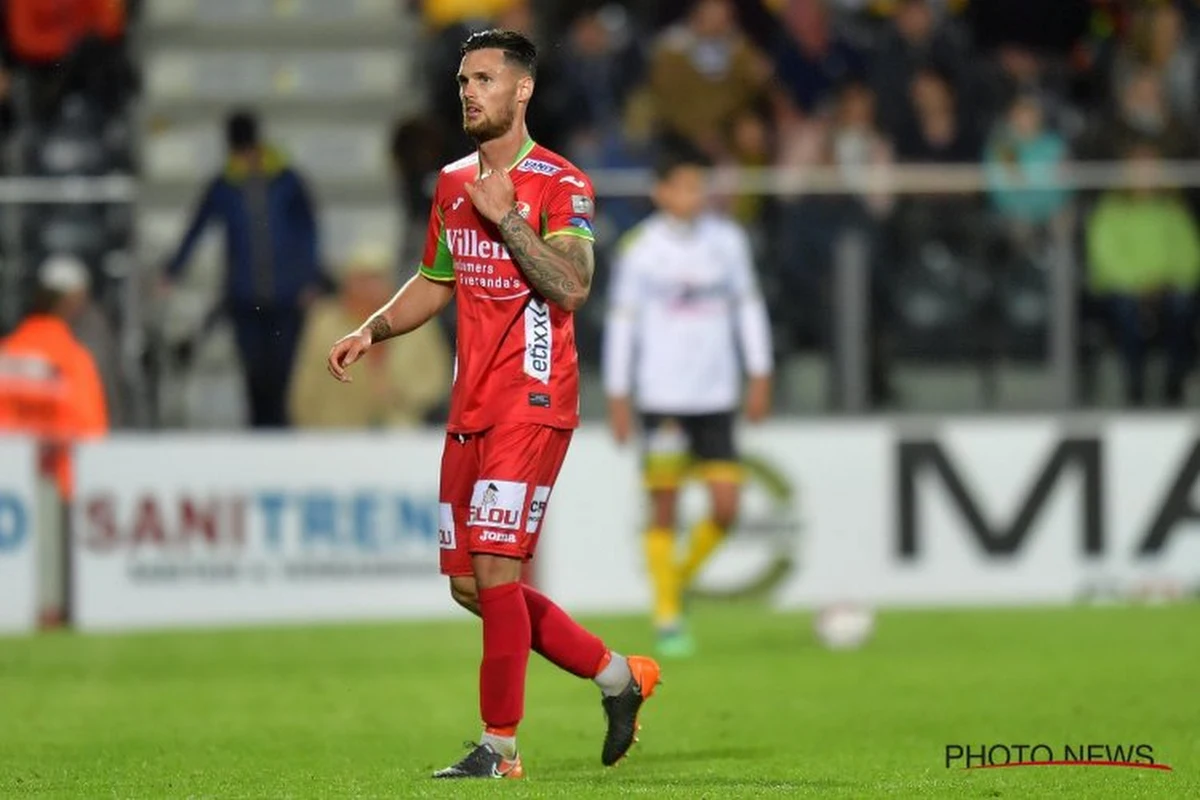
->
xmin=477 ymin=137 xmax=537 ymax=175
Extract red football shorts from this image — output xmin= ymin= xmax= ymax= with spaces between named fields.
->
xmin=437 ymin=422 xmax=573 ymax=577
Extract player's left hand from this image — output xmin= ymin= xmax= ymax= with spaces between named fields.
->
xmin=745 ymin=375 xmax=772 ymax=423
xmin=464 ymin=155 xmax=517 ymax=224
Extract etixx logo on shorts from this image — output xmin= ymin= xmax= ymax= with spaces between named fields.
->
xmin=469 ymin=479 xmax=527 ymax=530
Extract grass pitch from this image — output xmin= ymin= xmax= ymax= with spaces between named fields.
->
xmin=1 ymin=602 xmax=1196 ymax=798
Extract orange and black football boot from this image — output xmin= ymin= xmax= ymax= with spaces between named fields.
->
xmin=601 ymin=655 xmax=662 ymax=766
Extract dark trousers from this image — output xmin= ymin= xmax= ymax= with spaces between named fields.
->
xmin=1106 ymin=292 xmax=1196 ymax=406
xmin=231 ymin=306 xmax=303 ymax=428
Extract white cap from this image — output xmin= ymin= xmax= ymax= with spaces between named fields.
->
xmin=38 ymin=254 xmax=91 ymax=293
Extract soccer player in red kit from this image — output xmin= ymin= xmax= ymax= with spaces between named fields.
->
xmin=326 ymin=29 xmax=660 ymax=779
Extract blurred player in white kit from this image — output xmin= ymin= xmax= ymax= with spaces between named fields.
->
xmin=603 ymin=145 xmax=774 ymax=657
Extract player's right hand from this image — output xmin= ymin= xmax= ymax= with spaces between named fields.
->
xmin=327 ymin=330 xmax=372 ymax=383
xmin=608 ymin=397 xmax=632 ymax=445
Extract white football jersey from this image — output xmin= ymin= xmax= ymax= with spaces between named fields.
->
xmin=602 ymin=212 xmax=774 ymax=414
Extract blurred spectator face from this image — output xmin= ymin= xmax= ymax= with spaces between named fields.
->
xmin=998 ymin=46 xmax=1040 ymax=84
xmin=571 ymin=11 xmax=610 ymax=57
xmin=1008 ymin=96 xmax=1043 ymax=140
xmin=836 ymin=83 xmax=876 ymax=130
xmin=731 ymin=111 xmax=770 ymax=160
xmin=1120 ymin=70 xmax=1167 ymax=133
xmin=895 ymin=0 xmax=934 ymax=46
xmin=782 ymin=0 xmax=830 ymax=49
xmin=690 ymin=0 xmax=735 ymax=39
xmin=458 ymin=48 xmax=528 ymax=142
xmin=911 ymin=69 xmax=953 ymax=116
xmin=1125 ymin=143 xmax=1164 ymax=195
xmin=654 ymin=163 xmax=709 ymax=221
xmin=496 ymin=0 xmax=534 ymax=36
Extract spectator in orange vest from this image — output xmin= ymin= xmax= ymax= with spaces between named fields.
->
xmin=0 ymin=256 xmax=108 ymax=499
xmin=6 ymin=0 xmax=126 ymax=64
xmin=6 ymin=0 xmax=134 ymax=120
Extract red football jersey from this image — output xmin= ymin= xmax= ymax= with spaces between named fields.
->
xmin=418 ymin=139 xmax=596 ymax=433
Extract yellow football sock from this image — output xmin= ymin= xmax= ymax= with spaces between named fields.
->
xmin=680 ymin=518 xmax=727 ymax=587
xmin=644 ymin=527 xmax=682 ymax=628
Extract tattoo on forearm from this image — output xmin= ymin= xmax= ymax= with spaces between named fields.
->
xmin=497 ymin=209 xmax=594 ymax=308
xmin=367 ymin=315 xmax=394 ymax=343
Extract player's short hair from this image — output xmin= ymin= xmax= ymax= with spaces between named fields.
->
xmin=653 ymin=139 xmax=713 ymax=182
xmin=460 ymin=29 xmax=538 ymax=78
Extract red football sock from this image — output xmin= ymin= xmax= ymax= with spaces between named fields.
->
xmin=523 ymin=585 xmax=609 ymax=679
xmin=478 ymin=582 xmax=531 ymax=729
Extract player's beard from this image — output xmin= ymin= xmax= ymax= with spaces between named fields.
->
xmin=463 ymin=99 xmax=518 ymax=144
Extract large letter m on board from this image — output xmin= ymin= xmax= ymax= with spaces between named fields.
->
xmin=897 ymin=438 xmax=1104 ymax=559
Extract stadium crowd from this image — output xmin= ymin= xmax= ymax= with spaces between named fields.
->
xmin=398 ymin=0 xmax=1200 ymax=410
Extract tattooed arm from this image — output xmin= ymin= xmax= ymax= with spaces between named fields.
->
xmin=496 ymin=209 xmax=594 ymax=311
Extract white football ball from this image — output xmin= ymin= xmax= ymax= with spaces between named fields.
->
xmin=814 ymin=604 xmax=875 ymax=650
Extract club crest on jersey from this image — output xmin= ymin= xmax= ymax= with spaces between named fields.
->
xmin=571 ymin=195 xmax=594 ymax=216
xmin=518 ymin=158 xmax=562 ymax=176
xmin=516 ymin=201 xmax=531 ymax=219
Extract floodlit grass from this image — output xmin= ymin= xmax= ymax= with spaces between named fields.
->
xmin=1 ymin=602 xmax=1196 ymax=798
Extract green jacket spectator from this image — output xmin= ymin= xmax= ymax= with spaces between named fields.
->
xmin=1086 ymin=191 xmax=1200 ymax=295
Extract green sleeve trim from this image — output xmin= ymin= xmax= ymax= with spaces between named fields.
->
xmin=419 ymin=227 xmax=455 ymax=282
xmin=545 ymin=228 xmax=595 ymax=243
xmin=419 ymin=268 xmax=457 ymax=283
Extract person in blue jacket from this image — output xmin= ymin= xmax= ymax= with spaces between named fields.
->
xmin=163 ymin=110 xmax=326 ymax=428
